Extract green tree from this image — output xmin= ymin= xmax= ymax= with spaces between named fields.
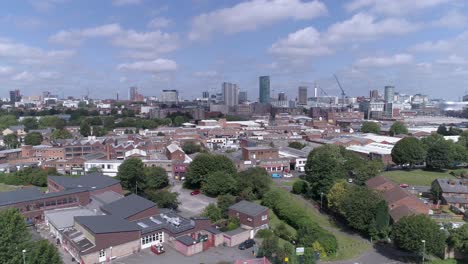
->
xmin=3 ymin=134 xmax=19 ymax=149
xmin=182 ymin=141 xmax=201 ymax=154
xmin=202 ymin=203 xmax=222 ymax=222
xmin=236 ymin=167 xmax=272 ymax=200
xmin=288 ymin=141 xmax=305 ymax=150
xmin=374 ymin=200 xmax=390 ymax=238
xmin=430 ymin=180 xmax=442 ymax=203
xmin=143 ymin=167 xmax=169 ymax=190
xmin=146 ymin=190 xmax=180 ymax=209
xmin=361 ymin=121 xmax=381 ymax=134
xmin=173 ymin=116 xmax=185 ymax=126
xmin=392 ymin=214 xmax=446 ymax=257
xmin=0 ymin=115 xmax=18 ymax=130
xmin=426 ymin=140 xmax=452 ymax=170
xmin=21 ymin=117 xmax=38 ymax=132
xmin=305 ymin=145 xmax=346 ymax=199
xmin=184 ymin=153 xmax=236 ymax=189
xmin=458 ymin=130 xmax=468 ymax=148
xmin=217 ymin=194 xmax=237 ymax=217
xmin=202 ymin=171 xmax=237 ymax=197
xmin=448 ymin=224 xmax=468 ymax=254
xmin=421 ymin=133 xmax=445 ymax=151
xmin=24 ymin=132 xmax=43 ymax=146
xmin=391 ymin=137 xmax=426 ymax=167
xmin=27 ymin=240 xmax=62 ymax=264
xmin=80 ymin=120 xmax=91 ymax=137
xmin=327 ymin=180 xmax=349 ymax=215
xmin=38 ymin=116 xmax=60 ymax=128
xmin=389 ymin=121 xmax=408 ymax=136
xmin=50 ymin=129 xmax=72 ymax=140
xmin=292 ymin=180 xmax=308 ymax=194
xmin=103 ymin=117 xmax=115 ymax=130
xmin=0 ymin=208 xmax=30 ymax=264
xmin=351 ymin=158 xmax=384 ymax=185
xmin=437 ymin=124 xmax=448 ymax=136
xmin=117 ymin=158 xmax=145 ymax=194
xmin=449 ymin=142 xmax=468 ymax=165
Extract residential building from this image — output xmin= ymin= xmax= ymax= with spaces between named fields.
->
xmin=161 ymin=90 xmax=179 ymax=104
xmin=84 ymin=159 xmax=123 ymax=177
xmin=241 ymin=146 xmax=279 ymax=161
xmin=228 ymin=200 xmax=269 ymax=237
xmin=222 ymin=82 xmax=239 ymax=107
xmin=432 ymin=178 xmax=468 ymax=209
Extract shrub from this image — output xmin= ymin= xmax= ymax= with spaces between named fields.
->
xmin=292 ymin=180 xmax=308 ymax=194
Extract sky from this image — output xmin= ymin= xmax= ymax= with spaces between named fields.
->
xmin=1 ymin=0 xmax=468 ymax=101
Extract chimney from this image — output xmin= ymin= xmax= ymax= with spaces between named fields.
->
xmin=106 ymin=144 xmax=111 ymax=160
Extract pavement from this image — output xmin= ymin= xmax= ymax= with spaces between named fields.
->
xmin=170 ymin=182 xmax=216 ymax=218
xmin=114 ymin=243 xmax=253 ymax=264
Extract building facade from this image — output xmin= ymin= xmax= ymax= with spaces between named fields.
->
xmin=222 ymin=82 xmax=239 ymax=107
xmin=259 ymin=76 xmax=270 ymax=104
xmin=298 ymin=86 xmax=307 ymax=105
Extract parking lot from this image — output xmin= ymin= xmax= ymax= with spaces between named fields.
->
xmin=114 ymin=243 xmax=254 ymax=264
xmin=171 ymin=182 xmax=216 ymax=218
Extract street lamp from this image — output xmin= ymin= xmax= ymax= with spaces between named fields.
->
xmin=22 ymin=249 xmax=26 ymax=264
xmin=320 ymin=192 xmax=324 ymax=210
xmin=110 ymin=247 xmax=113 ymax=263
xmin=421 ymin=240 xmax=426 ymax=263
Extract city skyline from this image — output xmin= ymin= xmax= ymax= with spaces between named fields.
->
xmin=1 ymin=0 xmax=468 ymax=100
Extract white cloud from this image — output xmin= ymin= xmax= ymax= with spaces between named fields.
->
xmin=193 ymin=71 xmax=219 ymax=78
xmin=147 ymin=17 xmax=172 ymax=29
xmin=345 ymin=0 xmax=451 ymax=15
xmin=11 ymin=71 xmax=35 ymax=82
xmin=112 ymin=0 xmax=143 ymax=6
xmin=269 ymin=27 xmax=332 ymax=57
xmin=112 ymin=30 xmax=178 ymax=52
xmin=189 ymin=0 xmax=327 ymax=40
xmin=38 ymin=71 xmax=61 ymax=79
xmin=0 ymin=66 xmax=14 ymax=75
xmin=49 ymin=23 xmax=122 ymax=45
xmin=270 ymin=13 xmax=418 ymax=58
xmin=410 ymin=31 xmax=468 ymax=53
xmin=437 ymin=54 xmax=468 ymax=65
xmin=0 ymin=38 xmax=74 ymax=65
xmin=117 ymin=58 xmax=177 ymax=73
xmin=432 ymin=10 xmax=467 ymax=28
xmin=355 ymin=53 xmax=414 ymax=67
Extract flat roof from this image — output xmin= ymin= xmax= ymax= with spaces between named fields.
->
xmin=229 ymin=200 xmax=268 ymax=217
xmin=101 ymin=194 xmax=155 ymax=219
xmin=48 ymin=172 xmax=120 ymax=190
xmin=45 ymin=207 xmax=96 ymax=230
xmin=75 ymin=215 xmax=140 ymax=234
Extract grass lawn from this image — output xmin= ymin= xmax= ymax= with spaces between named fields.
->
xmin=281 ymin=180 xmax=298 ymax=187
xmin=0 ymin=183 xmax=21 ymax=192
xmin=381 ymin=169 xmax=458 ymax=186
xmin=429 ymin=259 xmax=466 ymax=264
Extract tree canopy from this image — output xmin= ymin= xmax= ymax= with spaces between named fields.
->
xmin=361 ymin=122 xmax=381 ymax=134
xmin=24 ymin=132 xmax=43 ymax=146
xmin=391 ymin=137 xmax=426 ymax=167
xmin=117 ymin=158 xmax=145 ymax=194
xmin=288 ymin=141 xmax=305 ymax=150
xmin=236 ymin=167 xmax=272 ymax=200
xmin=448 ymin=224 xmax=468 ymax=254
xmin=3 ymin=134 xmax=19 ymax=149
xmin=146 ymin=190 xmax=180 ymax=209
xmin=389 ymin=121 xmax=408 ymax=136
xmin=182 ymin=141 xmax=202 ymax=154
xmin=184 ymin=153 xmax=236 ymax=189
xmin=0 ymin=208 xmax=30 ymax=264
xmin=144 ymin=167 xmax=169 ymax=190
xmin=202 ymin=171 xmax=237 ymax=197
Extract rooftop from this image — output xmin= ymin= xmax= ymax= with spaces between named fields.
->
xmin=229 ymin=200 xmax=268 ymax=217
xmin=45 ymin=207 xmax=96 ymax=230
xmin=48 ymin=172 xmax=120 ymax=190
xmin=101 ymin=194 xmax=156 ymax=219
xmin=75 ymin=215 xmax=140 ymax=234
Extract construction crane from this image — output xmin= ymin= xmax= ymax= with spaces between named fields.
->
xmin=333 ymin=74 xmax=346 ymax=106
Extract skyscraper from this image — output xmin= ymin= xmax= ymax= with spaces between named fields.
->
xmin=369 ymin=90 xmax=379 ymax=100
xmin=129 ymin=86 xmax=138 ymax=101
xmin=384 ymin=86 xmax=394 ymax=103
xmin=202 ymin=91 xmax=210 ymax=98
xmin=239 ymin=91 xmax=248 ymax=104
xmin=298 ymin=86 xmax=307 ymax=105
xmin=9 ymin=90 xmax=21 ymax=103
xmin=222 ymin=82 xmax=239 ymax=107
xmin=259 ymin=76 xmax=270 ymax=103
xmin=161 ymin=90 xmax=179 ymax=104
xmin=278 ymin=92 xmax=286 ymax=101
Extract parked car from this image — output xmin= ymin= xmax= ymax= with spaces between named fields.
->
xmin=271 ymin=173 xmax=282 ymax=178
xmin=399 ymin=183 xmax=409 ymax=188
xmin=283 ymin=173 xmax=293 ymax=178
xmin=238 ymin=239 xmax=255 ymax=250
xmin=150 ymin=244 xmax=165 ymax=255
xmin=191 ymin=190 xmax=200 ymax=195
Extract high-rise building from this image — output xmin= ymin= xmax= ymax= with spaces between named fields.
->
xmin=129 ymin=86 xmax=137 ymax=101
xmin=9 ymin=90 xmax=21 ymax=103
xmin=239 ymin=91 xmax=248 ymax=104
xmin=202 ymin=91 xmax=210 ymax=98
xmin=369 ymin=90 xmax=379 ymax=100
xmin=222 ymin=82 xmax=239 ymax=107
xmin=384 ymin=86 xmax=394 ymax=103
xmin=298 ymin=86 xmax=307 ymax=105
xmin=259 ymin=76 xmax=270 ymax=103
xmin=161 ymin=90 xmax=179 ymax=104
xmin=278 ymin=92 xmax=286 ymax=101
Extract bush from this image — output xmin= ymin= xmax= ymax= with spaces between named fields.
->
xmin=256 ymin=229 xmax=274 ymax=239
xmin=292 ymin=180 xmax=308 ymax=194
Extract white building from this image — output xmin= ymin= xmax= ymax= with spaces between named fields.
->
xmin=222 ymin=82 xmax=239 ymax=107
xmin=84 ymin=159 xmax=123 ymax=177
xmin=161 ymin=90 xmax=179 ymax=104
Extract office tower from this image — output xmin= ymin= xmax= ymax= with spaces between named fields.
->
xmin=129 ymin=86 xmax=138 ymax=101
xmin=202 ymin=91 xmax=210 ymax=98
xmin=222 ymin=82 xmax=239 ymax=107
xmin=278 ymin=92 xmax=286 ymax=101
xmin=384 ymin=86 xmax=394 ymax=103
xmin=239 ymin=91 xmax=248 ymax=104
xmin=369 ymin=90 xmax=379 ymax=100
xmin=298 ymin=86 xmax=307 ymax=105
xmin=259 ymin=76 xmax=270 ymax=103
xmin=9 ymin=89 xmax=21 ymax=103
xmin=161 ymin=89 xmax=179 ymax=104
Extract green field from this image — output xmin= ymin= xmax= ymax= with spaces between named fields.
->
xmin=381 ymin=169 xmax=458 ymax=186
xmin=0 ymin=183 xmax=21 ymax=192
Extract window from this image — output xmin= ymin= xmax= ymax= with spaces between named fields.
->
xmin=99 ymin=250 xmax=105 ymax=258
xmin=107 ymin=164 xmax=112 ymax=169
xmin=261 ymin=214 xmax=268 ymax=221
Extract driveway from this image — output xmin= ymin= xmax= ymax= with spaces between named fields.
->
xmin=171 ymin=182 xmax=216 ymax=218
xmin=114 ymin=243 xmax=253 ymax=264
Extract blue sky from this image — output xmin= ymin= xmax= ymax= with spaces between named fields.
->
xmin=0 ymin=0 xmax=467 ymax=101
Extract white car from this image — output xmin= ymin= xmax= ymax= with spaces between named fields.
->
xmin=283 ymin=173 xmax=293 ymax=178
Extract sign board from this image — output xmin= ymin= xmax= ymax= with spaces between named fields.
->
xmin=284 ymin=257 xmax=289 ymax=262
xmin=296 ymin=247 xmax=305 ymax=256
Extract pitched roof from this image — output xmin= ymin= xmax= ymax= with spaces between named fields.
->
xmin=389 ymin=205 xmax=416 ymax=222
xmin=366 ymin=176 xmax=393 ymax=190
xmin=75 ymin=215 xmax=139 ymax=234
xmin=101 ymin=194 xmax=156 ymax=219
xmin=0 ymin=188 xmax=42 ymax=206
xmin=48 ymin=172 xmax=120 ymax=190
xmin=229 ymin=200 xmax=268 ymax=216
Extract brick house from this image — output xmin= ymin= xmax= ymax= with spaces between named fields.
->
xmin=433 ymin=178 xmax=468 ymax=209
xmin=241 ymin=147 xmax=279 ymax=161
xmin=166 ymin=143 xmax=186 ymax=161
xmin=228 ymin=200 xmax=269 ymax=236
